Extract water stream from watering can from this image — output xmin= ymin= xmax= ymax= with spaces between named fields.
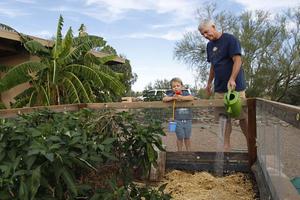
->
xmin=214 ymin=115 xmax=227 ymax=176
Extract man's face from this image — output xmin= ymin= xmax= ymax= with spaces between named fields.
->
xmin=199 ymin=25 xmax=216 ymax=41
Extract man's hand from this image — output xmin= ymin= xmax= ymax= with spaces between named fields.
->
xmin=205 ymin=82 xmax=212 ymax=96
xmin=227 ymin=79 xmax=236 ymax=91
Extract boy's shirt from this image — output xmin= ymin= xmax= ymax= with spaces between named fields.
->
xmin=166 ymin=89 xmax=193 ymax=120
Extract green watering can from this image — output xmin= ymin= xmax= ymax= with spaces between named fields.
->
xmin=223 ymin=89 xmax=242 ymax=118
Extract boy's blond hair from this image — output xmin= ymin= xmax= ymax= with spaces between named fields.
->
xmin=170 ymin=77 xmax=183 ymax=87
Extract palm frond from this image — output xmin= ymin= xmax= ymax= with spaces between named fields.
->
xmin=11 ymin=87 xmax=35 ymax=108
xmin=56 ymin=15 xmax=64 ymax=48
xmin=0 ymin=62 xmax=47 ymax=92
xmin=83 ymin=81 xmax=96 ymax=102
xmin=63 ymin=78 xmax=80 ymax=103
xmin=95 ymin=64 xmax=122 ymax=78
xmin=60 ymin=27 xmax=73 ymax=58
xmin=19 ymin=33 xmax=33 ymax=44
xmin=28 ymin=90 xmax=37 ymax=107
xmin=64 ymin=64 xmax=104 ymax=87
xmin=73 ymin=35 xmax=106 ymax=47
xmin=64 ymin=72 xmax=92 ymax=103
xmin=0 ymin=64 xmax=10 ymax=73
xmin=59 ymin=39 xmax=106 ymax=65
xmin=53 ymin=15 xmax=64 ymax=58
xmin=24 ymin=40 xmax=50 ymax=56
xmin=0 ymin=102 xmax=6 ymax=109
xmin=92 ymin=64 xmax=125 ymax=94
xmin=97 ymin=71 xmax=125 ymax=95
xmin=39 ymin=85 xmax=50 ymax=106
xmin=83 ymin=51 xmax=98 ymax=66
xmin=96 ymin=55 xmax=118 ymax=65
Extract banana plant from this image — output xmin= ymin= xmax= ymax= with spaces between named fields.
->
xmin=0 ymin=15 xmax=125 ymax=107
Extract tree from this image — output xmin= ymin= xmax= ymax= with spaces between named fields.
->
xmin=78 ymin=25 xmax=137 ymax=100
xmin=88 ymin=29 xmax=137 ymax=99
xmin=0 ymin=15 xmax=126 ymax=107
xmin=144 ymin=79 xmax=171 ymax=90
xmin=108 ymin=56 xmax=137 ymax=97
xmin=174 ymin=4 xmax=300 ymax=105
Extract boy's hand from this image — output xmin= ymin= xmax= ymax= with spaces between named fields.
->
xmin=172 ymin=95 xmax=179 ymax=100
xmin=175 ymin=95 xmax=184 ymax=101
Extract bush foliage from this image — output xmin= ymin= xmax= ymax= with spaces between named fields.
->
xmin=0 ymin=109 xmax=170 ymax=200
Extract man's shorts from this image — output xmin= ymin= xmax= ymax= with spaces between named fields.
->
xmin=175 ymin=119 xmax=192 ymax=140
xmin=214 ymin=91 xmax=247 ymax=120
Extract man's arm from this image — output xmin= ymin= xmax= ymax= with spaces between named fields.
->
xmin=206 ymin=64 xmax=215 ymax=96
xmin=228 ymin=55 xmax=242 ymax=90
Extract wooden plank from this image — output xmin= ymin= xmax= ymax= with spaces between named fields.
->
xmin=256 ymin=98 xmax=300 ymax=129
xmin=0 ymin=99 xmax=245 ymax=118
xmin=167 ymin=151 xmax=249 ymax=161
xmin=166 ymin=152 xmax=250 ymax=173
xmin=0 ymin=104 xmax=86 ymax=118
xmin=251 ymin=161 xmax=272 ymax=199
xmin=247 ymin=98 xmax=257 ymax=166
xmin=87 ymin=99 xmax=246 ymax=110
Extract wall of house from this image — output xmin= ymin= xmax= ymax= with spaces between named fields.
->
xmin=0 ymin=53 xmax=33 ymax=108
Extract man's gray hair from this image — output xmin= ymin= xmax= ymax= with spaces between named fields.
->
xmin=198 ymin=19 xmax=215 ymax=31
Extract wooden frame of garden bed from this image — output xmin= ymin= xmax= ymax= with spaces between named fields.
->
xmin=0 ymin=98 xmax=299 ymax=200
xmin=166 ymin=151 xmax=249 ymax=173
xmin=254 ymin=99 xmax=300 ymax=200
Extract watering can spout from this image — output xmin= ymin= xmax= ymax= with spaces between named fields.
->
xmin=227 ymin=106 xmax=232 ymax=114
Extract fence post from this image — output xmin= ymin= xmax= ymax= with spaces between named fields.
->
xmin=247 ymin=98 xmax=257 ymax=166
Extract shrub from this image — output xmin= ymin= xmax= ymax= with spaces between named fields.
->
xmin=0 ymin=109 xmax=168 ymax=199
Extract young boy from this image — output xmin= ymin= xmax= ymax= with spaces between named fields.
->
xmin=163 ymin=77 xmax=194 ymax=151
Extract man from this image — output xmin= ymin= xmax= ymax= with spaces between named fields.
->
xmin=198 ymin=19 xmax=248 ymax=151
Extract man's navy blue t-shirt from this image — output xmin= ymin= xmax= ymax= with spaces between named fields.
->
xmin=207 ymin=33 xmax=246 ymax=92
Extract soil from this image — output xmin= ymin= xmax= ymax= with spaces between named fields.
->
xmin=162 ymin=170 xmax=257 ymax=200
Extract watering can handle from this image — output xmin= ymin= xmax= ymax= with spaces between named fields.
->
xmin=227 ymin=88 xmax=232 ymax=101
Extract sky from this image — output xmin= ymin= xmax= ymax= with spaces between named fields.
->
xmin=1 ymin=0 xmax=299 ymax=92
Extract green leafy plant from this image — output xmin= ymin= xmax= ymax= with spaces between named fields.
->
xmin=0 ymin=15 xmax=125 ymax=107
xmin=92 ymin=180 xmax=171 ymax=200
xmin=0 ymin=109 xmax=116 ymax=199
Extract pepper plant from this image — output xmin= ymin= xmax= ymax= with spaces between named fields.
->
xmin=0 ymin=108 xmax=168 ymax=199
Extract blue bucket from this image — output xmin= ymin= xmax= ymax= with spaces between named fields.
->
xmin=168 ymin=121 xmax=177 ymax=132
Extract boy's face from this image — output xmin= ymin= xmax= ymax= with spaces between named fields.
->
xmin=171 ymin=81 xmax=182 ymax=92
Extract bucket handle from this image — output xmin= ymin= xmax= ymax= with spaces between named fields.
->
xmin=172 ymin=100 xmax=176 ymax=121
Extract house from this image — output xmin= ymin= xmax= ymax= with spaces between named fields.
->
xmin=0 ymin=28 xmax=125 ymax=108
